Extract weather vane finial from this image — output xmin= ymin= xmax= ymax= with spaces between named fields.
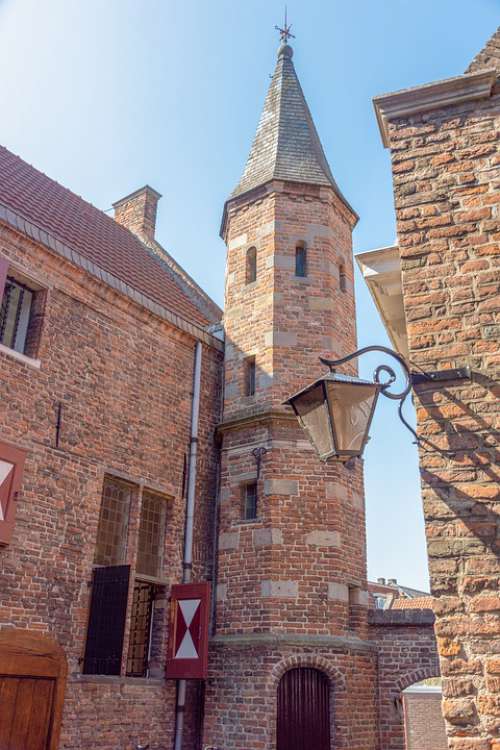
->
xmin=275 ymin=6 xmax=295 ymax=45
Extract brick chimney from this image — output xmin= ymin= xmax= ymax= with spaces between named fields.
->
xmin=113 ymin=185 xmax=161 ymax=242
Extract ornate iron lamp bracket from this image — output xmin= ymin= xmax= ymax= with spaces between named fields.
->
xmin=319 ymin=345 xmax=471 ymax=455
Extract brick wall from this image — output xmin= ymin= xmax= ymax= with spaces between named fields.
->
xmin=403 ymin=689 xmax=448 ymax=750
xmin=206 ymin=177 xmax=376 ymax=748
xmin=0 ymin=221 xmax=222 ymax=750
xmin=369 ymin=609 xmax=441 ymax=750
xmin=384 ymin=63 xmax=499 ymax=748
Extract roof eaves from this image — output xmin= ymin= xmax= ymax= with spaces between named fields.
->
xmin=374 ymin=68 xmax=496 ymax=148
xmin=147 ymin=238 xmax=222 ymax=323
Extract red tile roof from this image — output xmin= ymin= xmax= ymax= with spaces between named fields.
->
xmin=0 ymin=146 xmax=211 ymax=328
xmin=392 ymin=596 xmax=434 ymax=610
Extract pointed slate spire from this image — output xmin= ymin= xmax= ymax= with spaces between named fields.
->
xmin=231 ymin=42 xmax=351 ymax=212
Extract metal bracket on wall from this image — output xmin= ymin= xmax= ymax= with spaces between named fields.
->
xmin=410 ymin=367 xmax=471 ymax=386
xmin=252 ymin=446 xmax=267 ymax=478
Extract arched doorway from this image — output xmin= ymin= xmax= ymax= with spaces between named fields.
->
xmin=0 ymin=629 xmax=67 ymax=750
xmin=277 ymin=667 xmax=330 ymax=750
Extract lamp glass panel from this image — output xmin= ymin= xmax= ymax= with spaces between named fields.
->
xmin=325 ymin=381 xmax=378 ymax=454
xmin=291 ymin=383 xmax=334 ymax=459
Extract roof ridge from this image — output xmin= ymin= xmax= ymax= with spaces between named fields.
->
xmin=148 ymin=238 xmax=222 ymax=321
xmin=270 ymin=52 xmax=285 ymax=183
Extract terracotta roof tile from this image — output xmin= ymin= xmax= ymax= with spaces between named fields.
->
xmin=392 ymin=596 xmax=434 ymax=610
xmin=0 ymin=145 xmax=212 ymax=328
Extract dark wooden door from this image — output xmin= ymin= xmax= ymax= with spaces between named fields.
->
xmin=0 ymin=676 xmax=55 ymax=749
xmin=277 ymin=668 xmax=331 ymax=750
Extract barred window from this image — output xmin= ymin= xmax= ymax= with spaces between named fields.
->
xmin=126 ymin=581 xmax=156 ymax=677
xmin=242 ymin=482 xmax=258 ymax=520
xmin=0 ymin=277 xmax=34 ymax=354
xmin=136 ymin=490 xmax=167 ymax=578
xmin=94 ymin=477 xmax=133 ymax=566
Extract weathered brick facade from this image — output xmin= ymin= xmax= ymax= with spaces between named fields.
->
xmin=370 ymin=28 xmax=500 ymax=750
xmin=369 ymin=609 xmax=441 ymax=749
xmin=0 ymin=211 xmax=222 ymax=749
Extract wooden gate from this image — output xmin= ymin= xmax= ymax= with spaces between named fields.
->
xmin=0 ymin=630 xmax=67 ymax=750
xmin=277 ymin=667 xmax=331 ymax=750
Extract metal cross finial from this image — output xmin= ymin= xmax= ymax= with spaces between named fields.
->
xmin=275 ymin=6 xmax=295 ymax=44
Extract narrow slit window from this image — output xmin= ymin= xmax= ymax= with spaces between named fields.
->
xmin=295 ymin=244 xmax=307 ymax=277
xmin=242 ymin=482 xmax=258 ymax=521
xmin=245 ymin=356 xmax=256 ymax=396
xmin=348 ymin=585 xmax=359 ymax=630
xmin=339 ymin=264 xmax=347 ymax=293
xmin=246 ymin=246 xmax=257 ymax=284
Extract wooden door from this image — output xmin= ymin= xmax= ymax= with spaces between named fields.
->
xmin=0 ymin=676 xmax=55 ymax=749
xmin=277 ymin=668 xmax=331 ymax=750
xmin=0 ymin=631 xmax=67 ymax=750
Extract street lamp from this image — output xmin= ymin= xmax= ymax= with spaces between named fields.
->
xmin=284 ymin=345 xmax=470 ymax=462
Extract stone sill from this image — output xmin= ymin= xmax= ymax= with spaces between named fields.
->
xmin=0 ymin=343 xmax=41 ymax=369
xmin=72 ymin=674 xmax=165 ymax=687
xmin=232 ymin=518 xmax=263 ymax=526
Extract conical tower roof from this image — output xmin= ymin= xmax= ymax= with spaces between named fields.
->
xmin=230 ymin=42 xmax=353 ymax=214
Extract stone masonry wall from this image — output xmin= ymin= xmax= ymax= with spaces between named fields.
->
xmin=204 ymin=641 xmax=379 ymax=750
xmin=218 ymin=180 xmax=367 ymax=639
xmin=0 ymin=221 xmax=222 ymax=750
xmin=386 ymin=75 xmax=499 ymax=748
xmin=369 ymin=609 xmax=441 ymax=750
xmin=210 ymin=178 xmax=375 ymax=748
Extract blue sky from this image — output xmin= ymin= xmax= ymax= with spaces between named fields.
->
xmin=1 ymin=0 xmax=497 ymax=590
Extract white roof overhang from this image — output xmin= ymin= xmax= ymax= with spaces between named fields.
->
xmin=356 ymin=245 xmax=409 ymax=359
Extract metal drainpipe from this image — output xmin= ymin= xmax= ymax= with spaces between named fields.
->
xmin=173 ymin=340 xmax=202 ymax=750
xmin=209 ymin=351 xmax=225 ymax=636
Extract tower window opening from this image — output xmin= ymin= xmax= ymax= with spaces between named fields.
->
xmin=246 ymin=246 xmax=257 ymax=284
xmin=295 ymin=243 xmax=307 ymax=277
xmin=245 ymin=356 xmax=256 ymax=396
xmin=242 ymin=482 xmax=258 ymax=520
xmin=339 ymin=264 xmax=347 ymax=292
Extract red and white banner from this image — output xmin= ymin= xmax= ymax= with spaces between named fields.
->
xmin=0 ymin=441 xmax=26 ymax=545
xmin=166 ymin=582 xmax=210 ymax=679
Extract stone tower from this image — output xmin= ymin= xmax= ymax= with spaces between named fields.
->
xmin=203 ymin=40 xmax=379 ymax=749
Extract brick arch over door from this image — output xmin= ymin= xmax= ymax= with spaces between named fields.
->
xmin=270 ymin=654 xmax=348 ymax=749
xmin=369 ymin=610 xmax=440 ymax=750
